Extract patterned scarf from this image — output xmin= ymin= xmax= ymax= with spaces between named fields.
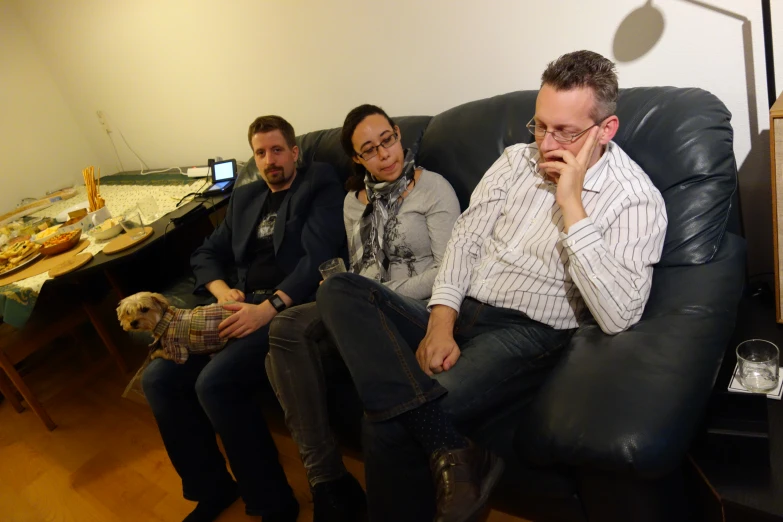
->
xmin=351 ymin=145 xmax=418 ymax=282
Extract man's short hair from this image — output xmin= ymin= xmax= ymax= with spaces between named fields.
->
xmin=541 ymin=50 xmax=618 ymax=122
xmin=247 ymin=115 xmax=296 ymax=149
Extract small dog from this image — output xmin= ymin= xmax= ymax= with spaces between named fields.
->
xmin=116 ymin=291 xmax=235 ymax=364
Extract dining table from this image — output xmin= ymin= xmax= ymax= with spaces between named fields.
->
xmin=0 ymin=173 xmax=230 ymax=430
xmin=0 ymin=176 xmax=228 ymax=329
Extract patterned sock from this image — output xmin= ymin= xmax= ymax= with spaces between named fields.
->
xmin=397 ymin=400 xmax=469 ymax=455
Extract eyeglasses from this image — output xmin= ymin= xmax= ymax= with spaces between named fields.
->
xmin=526 ymin=118 xmax=599 ymax=144
xmin=356 ymin=132 xmax=399 ymax=161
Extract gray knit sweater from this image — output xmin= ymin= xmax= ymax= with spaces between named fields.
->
xmin=344 ymin=169 xmax=461 ymax=300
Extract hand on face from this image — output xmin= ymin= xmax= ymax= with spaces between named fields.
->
xmin=539 ymin=126 xmax=600 ymax=208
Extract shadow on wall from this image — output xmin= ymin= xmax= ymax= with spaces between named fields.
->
xmin=613 ymin=0 xmax=773 ymax=276
xmin=738 ymin=129 xmax=773 ymax=278
xmin=612 ymin=1 xmax=665 ymax=61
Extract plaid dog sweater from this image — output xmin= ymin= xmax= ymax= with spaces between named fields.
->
xmin=149 ymin=304 xmax=235 ymax=364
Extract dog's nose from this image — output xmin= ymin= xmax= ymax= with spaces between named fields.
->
xmin=130 ymin=320 xmax=139 ymax=329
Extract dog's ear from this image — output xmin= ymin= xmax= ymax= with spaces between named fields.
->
xmin=116 ymin=297 xmax=129 ymax=320
xmin=150 ymin=293 xmax=169 ymax=309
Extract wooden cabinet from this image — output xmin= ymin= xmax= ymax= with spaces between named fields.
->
xmin=770 ymin=92 xmax=783 ymax=322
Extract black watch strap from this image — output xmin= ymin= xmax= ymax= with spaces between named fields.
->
xmin=268 ymin=294 xmax=287 ymax=313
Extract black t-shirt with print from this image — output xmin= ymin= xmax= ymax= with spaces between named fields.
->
xmin=245 ymin=189 xmax=289 ymax=292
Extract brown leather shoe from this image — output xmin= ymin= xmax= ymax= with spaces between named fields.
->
xmin=429 ymin=441 xmax=504 ymax=522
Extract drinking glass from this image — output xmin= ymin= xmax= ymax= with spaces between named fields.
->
xmin=120 ymin=209 xmax=146 ymax=240
xmin=319 ymin=258 xmax=347 ymax=279
xmin=137 ymin=196 xmax=160 ymax=222
xmin=736 ymin=339 xmax=780 ymax=393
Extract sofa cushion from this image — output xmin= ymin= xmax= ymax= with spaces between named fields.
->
xmin=612 ymin=87 xmax=737 ymax=266
xmin=417 ymin=91 xmax=537 ymax=209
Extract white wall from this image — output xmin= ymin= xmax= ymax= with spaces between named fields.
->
xmin=772 ymin=0 xmax=783 ymax=104
xmin=6 ymin=0 xmax=775 ymax=273
xmin=0 ymin=0 xmax=97 ymax=214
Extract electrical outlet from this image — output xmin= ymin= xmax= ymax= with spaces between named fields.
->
xmin=96 ymin=110 xmax=112 ymax=133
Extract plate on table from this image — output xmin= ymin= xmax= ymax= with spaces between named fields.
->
xmin=40 ymin=230 xmax=82 ymax=256
xmin=89 ymin=217 xmax=123 ymax=240
xmin=0 ymin=251 xmax=43 ymax=277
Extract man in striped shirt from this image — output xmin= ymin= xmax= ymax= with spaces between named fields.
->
xmin=318 ymin=50 xmax=667 ymax=522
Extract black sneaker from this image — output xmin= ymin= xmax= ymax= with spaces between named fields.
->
xmin=311 ymin=473 xmax=368 ymax=522
xmin=182 ymin=482 xmax=239 ymax=522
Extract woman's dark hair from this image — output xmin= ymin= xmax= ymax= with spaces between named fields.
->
xmin=340 ymin=104 xmax=396 ymax=191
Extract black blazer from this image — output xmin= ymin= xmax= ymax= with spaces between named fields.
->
xmin=190 ymin=161 xmax=346 ymax=305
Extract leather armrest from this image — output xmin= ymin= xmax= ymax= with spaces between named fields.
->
xmin=515 ymin=233 xmax=746 ymax=477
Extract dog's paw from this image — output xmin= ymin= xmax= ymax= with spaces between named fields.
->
xmin=149 ymin=349 xmax=174 ymax=361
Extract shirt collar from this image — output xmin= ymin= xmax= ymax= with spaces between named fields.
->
xmin=149 ymin=306 xmax=175 ymax=347
xmin=531 ymin=141 xmax=612 ymax=193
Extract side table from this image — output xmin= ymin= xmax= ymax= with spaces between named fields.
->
xmin=690 ymin=286 xmax=783 ymax=521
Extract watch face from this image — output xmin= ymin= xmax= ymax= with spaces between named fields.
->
xmin=270 ymin=295 xmax=286 ymax=312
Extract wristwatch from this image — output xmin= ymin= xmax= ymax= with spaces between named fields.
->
xmin=267 ymin=294 xmax=287 ymax=313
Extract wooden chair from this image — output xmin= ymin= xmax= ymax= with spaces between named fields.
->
xmin=0 ymin=301 xmax=127 ymax=430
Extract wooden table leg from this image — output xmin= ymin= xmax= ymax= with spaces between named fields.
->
xmin=82 ymin=302 xmax=128 ymax=375
xmin=0 ymin=367 xmax=24 ymax=413
xmin=0 ymin=351 xmax=56 ymax=430
xmin=104 ymin=269 xmax=126 ymax=300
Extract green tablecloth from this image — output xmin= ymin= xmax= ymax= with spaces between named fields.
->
xmin=0 ymin=284 xmax=38 ymax=329
xmin=101 ymin=172 xmax=195 ymax=185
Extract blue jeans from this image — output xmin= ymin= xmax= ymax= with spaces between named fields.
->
xmin=266 ymin=302 xmax=349 ymax=487
xmin=141 ymin=294 xmax=293 ymax=516
xmin=318 ymin=274 xmax=575 ymax=521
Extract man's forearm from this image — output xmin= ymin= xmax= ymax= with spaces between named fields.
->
xmin=427 ymin=304 xmax=458 ymax=334
xmin=560 ymin=199 xmax=588 ymax=233
xmin=205 ymin=279 xmax=230 ymax=300
xmin=275 ymin=289 xmax=293 ymax=307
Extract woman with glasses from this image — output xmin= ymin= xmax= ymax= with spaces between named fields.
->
xmin=265 ymin=104 xmax=460 ymax=522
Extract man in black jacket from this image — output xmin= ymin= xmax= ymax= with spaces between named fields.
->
xmin=142 ymin=116 xmax=346 ymax=522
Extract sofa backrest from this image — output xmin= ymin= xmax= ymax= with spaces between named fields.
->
xmin=297 ymin=116 xmax=433 ymax=186
xmin=236 ymin=116 xmax=432 ymax=188
xmin=292 ymin=87 xmax=737 ymax=267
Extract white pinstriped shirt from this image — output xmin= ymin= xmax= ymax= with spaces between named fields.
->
xmin=429 ymin=141 xmax=667 ymax=334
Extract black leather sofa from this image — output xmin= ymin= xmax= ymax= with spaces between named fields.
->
xmin=165 ymin=87 xmax=744 ymax=521
xmin=275 ymin=87 xmax=745 ymax=522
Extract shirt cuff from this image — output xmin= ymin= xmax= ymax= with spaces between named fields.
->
xmin=428 ymin=284 xmax=464 ymax=313
xmin=559 ymin=217 xmax=603 ymax=256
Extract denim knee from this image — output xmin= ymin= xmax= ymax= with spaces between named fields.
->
xmin=268 ymin=303 xmax=320 ymax=354
xmin=194 ymin=366 xmax=231 ymax=414
xmin=316 ymin=273 xmax=367 ymax=308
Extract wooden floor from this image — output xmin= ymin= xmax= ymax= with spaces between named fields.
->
xmin=0 ymin=328 xmax=530 ymax=522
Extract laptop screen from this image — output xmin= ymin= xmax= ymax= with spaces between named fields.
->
xmin=213 ymin=160 xmax=236 ymax=182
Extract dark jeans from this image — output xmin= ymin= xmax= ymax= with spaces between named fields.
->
xmin=266 ymin=302 xmax=349 ymax=487
xmin=141 ymin=293 xmax=293 ymax=516
xmin=318 ymin=274 xmax=575 ymax=521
